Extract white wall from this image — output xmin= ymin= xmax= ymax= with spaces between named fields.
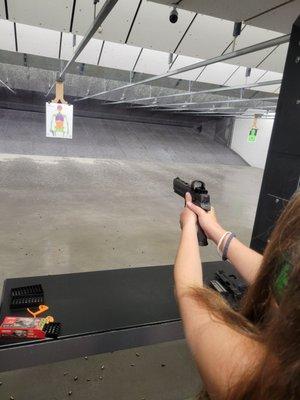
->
xmin=231 ymin=118 xmax=274 ymax=168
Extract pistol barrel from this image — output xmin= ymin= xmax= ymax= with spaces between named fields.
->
xmin=173 ymin=177 xmax=191 ymax=198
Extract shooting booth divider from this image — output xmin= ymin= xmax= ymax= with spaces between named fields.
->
xmin=251 ymin=16 xmax=300 ymax=253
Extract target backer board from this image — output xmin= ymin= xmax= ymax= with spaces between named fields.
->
xmin=46 ymin=102 xmax=73 ymax=139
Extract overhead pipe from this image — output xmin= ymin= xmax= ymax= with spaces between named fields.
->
xmin=134 ymin=96 xmax=278 ymax=109
xmin=192 ymin=114 xmax=275 ymax=119
xmin=45 ymin=0 xmax=119 ymax=97
xmin=75 ymin=33 xmax=289 ymax=102
xmin=155 ymin=105 xmax=277 ymax=113
xmin=109 ymin=78 xmax=281 ymax=106
xmin=179 ymin=112 xmax=274 ymax=118
xmin=177 ymin=109 xmax=276 ymax=115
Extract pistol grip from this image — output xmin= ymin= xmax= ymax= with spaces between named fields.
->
xmin=193 ymin=200 xmax=209 ymax=246
xmin=197 ymin=226 xmax=208 ymax=246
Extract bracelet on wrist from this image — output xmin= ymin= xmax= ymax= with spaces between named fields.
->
xmin=217 ymin=231 xmax=231 ymax=256
xmin=217 ymin=231 xmax=236 ymax=261
xmin=222 ymin=232 xmax=236 ymax=261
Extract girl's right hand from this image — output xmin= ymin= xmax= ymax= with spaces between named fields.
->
xmin=186 ymin=201 xmax=226 ymax=243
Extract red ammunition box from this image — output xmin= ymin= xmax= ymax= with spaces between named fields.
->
xmin=0 ymin=316 xmax=47 ymax=339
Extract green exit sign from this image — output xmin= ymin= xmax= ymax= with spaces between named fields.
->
xmin=248 ymin=128 xmax=258 ymax=143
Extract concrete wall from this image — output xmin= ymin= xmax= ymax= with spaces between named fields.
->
xmin=231 ymin=118 xmax=274 ymax=168
xmin=0 ymin=108 xmax=246 ymax=165
xmin=0 ymin=89 xmax=246 ymax=165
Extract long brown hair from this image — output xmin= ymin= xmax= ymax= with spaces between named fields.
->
xmin=194 ymin=191 xmax=300 ymax=399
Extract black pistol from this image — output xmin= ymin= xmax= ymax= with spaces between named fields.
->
xmin=173 ymin=177 xmax=211 ymax=246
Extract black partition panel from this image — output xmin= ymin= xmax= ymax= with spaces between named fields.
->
xmin=251 ymin=16 xmax=300 ymax=253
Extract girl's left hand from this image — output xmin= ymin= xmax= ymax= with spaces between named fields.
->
xmin=180 ymin=193 xmax=198 ymax=230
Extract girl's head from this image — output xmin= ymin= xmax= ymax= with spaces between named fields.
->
xmin=231 ymin=191 xmax=300 ymax=399
xmin=194 ymin=191 xmax=300 ymax=399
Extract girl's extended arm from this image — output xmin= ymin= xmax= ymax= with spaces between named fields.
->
xmin=174 ymin=203 xmax=203 ymax=298
xmin=175 ymin=194 xmax=265 ymax=399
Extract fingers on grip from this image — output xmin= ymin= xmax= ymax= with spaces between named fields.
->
xmin=186 ymin=201 xmax=205 ymax=216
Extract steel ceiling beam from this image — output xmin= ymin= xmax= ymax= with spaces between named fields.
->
xmin=45 ymin=0 xmax=119 ymax=97
xmin=0 ymin=77 xmax=16 ymax=94
xmin=182 ymin=112 xmax=273 ymax=118
xmin=109 ymin=78 xmax=281 ymax=106
xmin=134 ymin=96 xmax=278 ymax=109
xmin=76 ymin=33 xmax=289 ymax=102
xmin=192 ymin=112 xmax=275 ymax=116
xmin=179 ymin=109 xmax=276 ymax=116
xmin=155 ymin=105 xmax=277 ymax=113
xmin=193 ymin=114 xmax=275 ymax=119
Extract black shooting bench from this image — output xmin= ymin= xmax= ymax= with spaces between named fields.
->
xmin=0 ymin=261 xmax=238 ymax=372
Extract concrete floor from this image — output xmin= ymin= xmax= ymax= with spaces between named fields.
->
xmin=0 ymin=153 xmax=261 ymax=285
xmin=0 ymin=152 xmax=263 ymax=400
xmin=0 ymin=341 xmax=201 ymax=400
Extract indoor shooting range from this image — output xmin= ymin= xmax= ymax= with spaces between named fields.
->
xmin=0 ymin=1 xmax=299 ymax=399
